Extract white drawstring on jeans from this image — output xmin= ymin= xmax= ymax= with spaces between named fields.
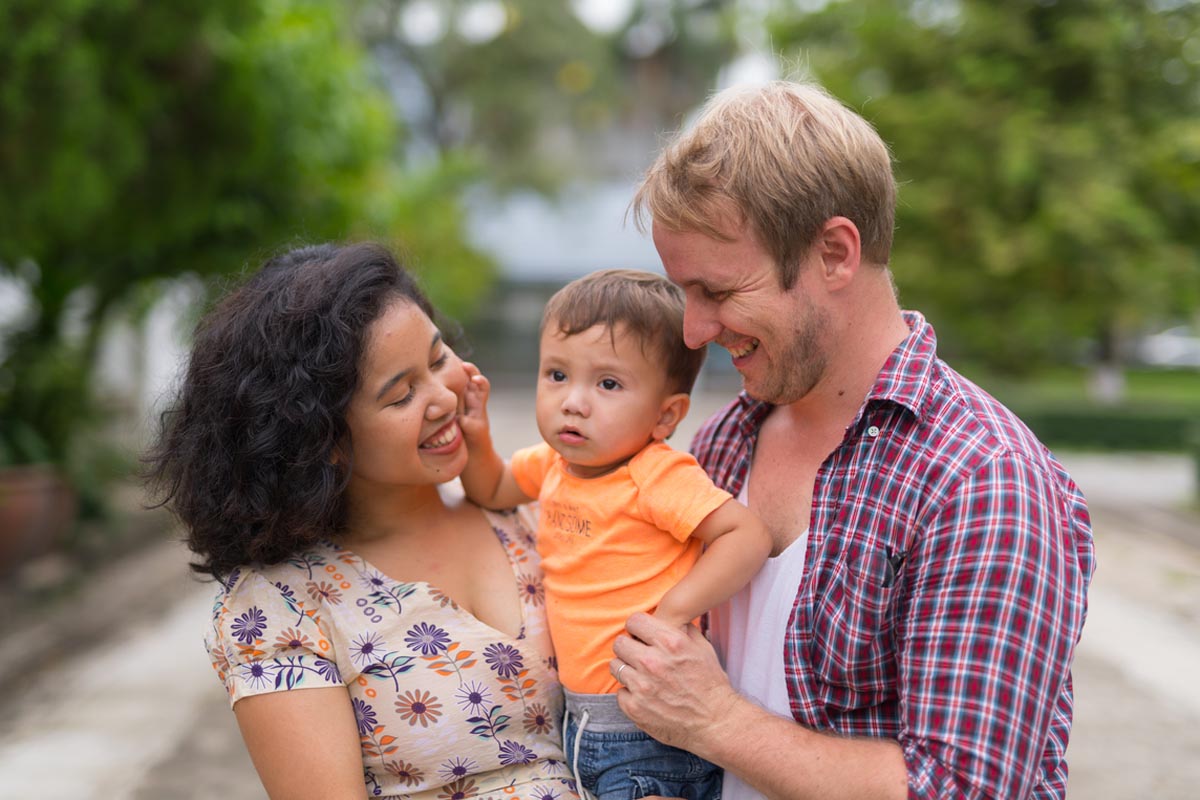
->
xmin=562 ymin=708 xmax=597 ymax=800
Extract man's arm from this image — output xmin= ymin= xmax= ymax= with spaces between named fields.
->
xmin=611 ymin=614 xmax=908 ymax=800
xmin=653 ymin=498 xmax=772 ymax=628
xmin=458 ymin=363 xmax=533 ymax=509
xmin=615 ymin=453 xmax=1090 ymax=799
xmin=896 ymin=454 xmax=1089 ymax=797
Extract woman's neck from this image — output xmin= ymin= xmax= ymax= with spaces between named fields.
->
xmin=340 ymin=482 xmax=456 ymax=547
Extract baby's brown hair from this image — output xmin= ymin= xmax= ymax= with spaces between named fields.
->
xmin=542 ymin=269 xmax=706 ymax=395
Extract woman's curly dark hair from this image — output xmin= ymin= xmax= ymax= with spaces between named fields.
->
xmin=145 ymin=242 xmax=447 ymax=581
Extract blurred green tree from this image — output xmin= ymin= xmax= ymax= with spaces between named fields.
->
xmin=351 ymin=0 xmax=737 ymax=189
xmin=0 ymin=0 xmax=493 ymax=469
xmin=771 ymin=0 xmax=1200 ymax=378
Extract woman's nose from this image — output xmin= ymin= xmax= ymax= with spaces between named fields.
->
xmin=427 ymin=357 xmax=465 ymax=420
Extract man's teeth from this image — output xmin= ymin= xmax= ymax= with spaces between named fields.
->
xmin=728 ymin=340 xmax=759 ymax=358
xmin=422 ymin=423 xmax=458 ymax=448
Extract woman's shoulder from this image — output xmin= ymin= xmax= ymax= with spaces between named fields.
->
xmin=214 ymin=542 xmax=342 ymax=605
xmin=480 ymin=502 xmax=539 ymax=556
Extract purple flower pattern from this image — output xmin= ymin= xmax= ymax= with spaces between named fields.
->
xmin=352 ymin=697 xmax=378 ymax=735
xmin=483 ymin=643 xmax=524 ymax=680
xmin=498 ymin=740 xmax=537 ymax=766
xmin=230 ymin=607 xmax=267 ymax=644
xmin=350 ymin=632 xmax=386 ymax=666
xmin=206 ymin=507 xmax=573 ymax=798
xmin=405 ymin=622 xmax=451 ymax=656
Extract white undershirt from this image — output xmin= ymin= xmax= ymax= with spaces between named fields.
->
xmin=709 ymin=481 xmax=809 ymax=800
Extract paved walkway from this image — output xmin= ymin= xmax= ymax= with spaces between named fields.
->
xmin=0 ymin=392 xmax=1197 ymax=799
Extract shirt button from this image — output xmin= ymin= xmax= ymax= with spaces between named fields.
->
xmin=867 ymin=425 xmax=881 ymax=437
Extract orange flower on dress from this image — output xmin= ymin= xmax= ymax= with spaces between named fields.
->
xmin=305 ymin=580 xmax=343 ymax=604
xmin=395 ymin=689 xmax=443 ymax=727
xmin=385 ymin=758 xmax=425 ymax=787
xmin=274 ymin=627 xmax=313 ymax=649
xmin=437 ymin=778 xmax=479 ymax=799
xmin=523 ymin=703 xmax=553 ymax=735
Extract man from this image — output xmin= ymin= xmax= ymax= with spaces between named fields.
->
xmin=609 ymin=81 xmax=1096 ymax=799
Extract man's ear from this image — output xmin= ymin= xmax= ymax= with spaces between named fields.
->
xmin=818 ymin=216 xmax=862 ymax=289
xmin=652 ymin=392 xmax=691 ymax=441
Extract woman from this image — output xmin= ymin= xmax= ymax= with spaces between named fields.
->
xmin=147 ymin=242 xmax=577 ymax=800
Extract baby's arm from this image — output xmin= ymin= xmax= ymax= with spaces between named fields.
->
xmin=458 ymin=363 xmax=534 ymax=510
xmin=654 ymin=499 xmax=772 ymax=628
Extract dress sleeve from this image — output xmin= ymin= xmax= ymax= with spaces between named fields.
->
xmin=509 ymin=442 xmax=556 ymax=501
xmin=899 ymin=453 xmax=1089 ymax=798
xmin=631 ymin=445 xmax=733 ymax=542
xmin=205 ymin=568 xmax=345 ymax=708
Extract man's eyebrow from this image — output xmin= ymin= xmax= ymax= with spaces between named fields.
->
xmin=374 ymin=331 xmax=442 ymax=401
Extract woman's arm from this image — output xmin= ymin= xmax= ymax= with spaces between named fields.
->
xmin=233 ymin=686 xmax=366 ymax=800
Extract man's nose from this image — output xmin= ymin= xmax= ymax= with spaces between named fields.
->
xmin=682 ymin=299 xmax=721 ymax=349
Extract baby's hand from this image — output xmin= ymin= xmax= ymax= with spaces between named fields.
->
xmin=459 ymin=362 xmax=492 ymax=443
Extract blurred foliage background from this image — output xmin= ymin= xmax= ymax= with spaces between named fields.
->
xmin=770 ymin=0 xmax=1200 ymax=372
xmin=0 ymin=0 xmax=1198 ymax=576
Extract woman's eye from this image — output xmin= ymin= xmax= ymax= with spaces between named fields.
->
xmin=390 ymin=388 xmax=415 ymax=407
xmin=431 ymin=352 xmax=448 ymax=370
xmin=600 ymin=378 xmax=621 ymax=390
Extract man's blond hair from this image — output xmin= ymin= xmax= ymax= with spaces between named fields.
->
xmin=633 ymin=81 xmax=896 ymax=289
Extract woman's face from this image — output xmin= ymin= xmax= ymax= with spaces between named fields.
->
xmin=342 ymin=299 xmax=469 ymax=492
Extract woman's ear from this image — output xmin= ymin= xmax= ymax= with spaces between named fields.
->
xmin=652 ymin=392 xmax=691 ymax=441
xmin=329 ymin=439 xmax=347 ymax=467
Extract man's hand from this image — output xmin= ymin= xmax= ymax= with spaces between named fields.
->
xmin=609 ymin=612 xmax=740 ymax=755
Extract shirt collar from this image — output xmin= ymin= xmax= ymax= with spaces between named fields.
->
xmin=865 ymin=310 xmax=937 ymax=420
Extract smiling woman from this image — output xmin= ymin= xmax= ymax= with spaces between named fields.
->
xmin=144 ymin=242 xmax=578 ymax=800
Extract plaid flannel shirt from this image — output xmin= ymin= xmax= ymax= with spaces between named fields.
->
xmin=692 ymin=312 xmax=1095 ymax=799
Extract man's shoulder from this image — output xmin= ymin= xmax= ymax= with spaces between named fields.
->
xmin=691 ymin=393 xmax=758 ymax=456
xmin=923 ymin=361 xmax=1048 ymax=461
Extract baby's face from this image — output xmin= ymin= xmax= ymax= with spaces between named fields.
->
xmin=534 ymin=323 xmax=676 ymax=479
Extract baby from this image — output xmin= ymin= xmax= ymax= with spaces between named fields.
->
xmin=460 ymin=268 xmax=770 ymax=800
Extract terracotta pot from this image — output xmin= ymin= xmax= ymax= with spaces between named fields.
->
xmin=0 ymin=465 xmax=78 ymax=576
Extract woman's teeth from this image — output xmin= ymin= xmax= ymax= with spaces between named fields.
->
xmin=421 ymin=423 xmax=458 ymax=449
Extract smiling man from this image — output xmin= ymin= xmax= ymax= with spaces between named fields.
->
xmin=610 ymin=80 xmax=1097 ymax=800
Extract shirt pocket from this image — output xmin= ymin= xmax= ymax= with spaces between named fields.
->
xmin=809 ymin=547 xmax=898 ymax=712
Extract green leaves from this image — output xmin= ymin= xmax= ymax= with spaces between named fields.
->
xmin=772 ymin=0 xmax=1200 ymax=371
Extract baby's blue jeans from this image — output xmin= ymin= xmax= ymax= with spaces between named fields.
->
xmin=562 ymin=688 xmax=722 ymax=800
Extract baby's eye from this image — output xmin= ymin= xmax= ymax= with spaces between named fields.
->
xmin=599 ymin=378 xmax=621 ymax=391
xmin=549 ymin=369 xmax=567 ymax=382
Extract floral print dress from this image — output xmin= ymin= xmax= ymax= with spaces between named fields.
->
xmin=206 ymin=504 xmax=579 ymax=800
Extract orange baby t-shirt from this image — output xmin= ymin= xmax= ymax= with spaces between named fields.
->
xmin=509 ymin=440 xmax=732 ymax=694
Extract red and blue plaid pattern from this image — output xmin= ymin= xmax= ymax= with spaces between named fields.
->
xmin=693 ymin=312 xmax=1095 ymax=799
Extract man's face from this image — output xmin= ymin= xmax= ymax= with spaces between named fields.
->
xmin=652 ymin=221 xmax=831 ymax=405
